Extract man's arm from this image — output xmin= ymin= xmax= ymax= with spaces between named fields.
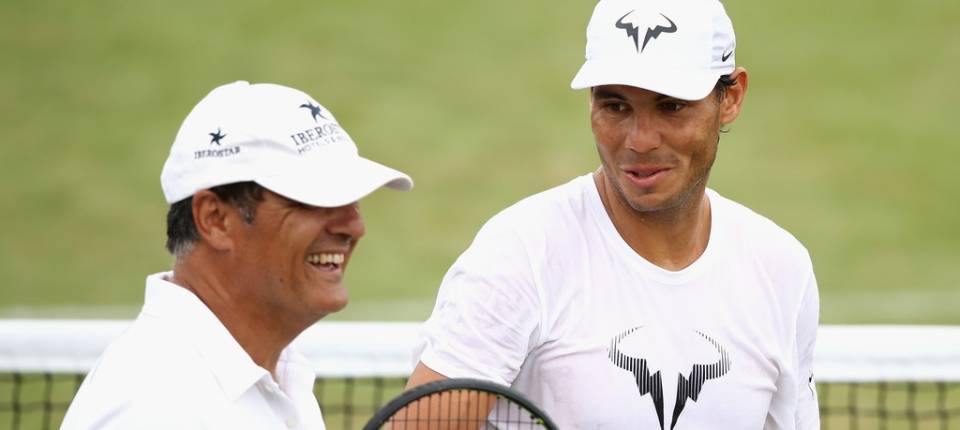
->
xmin=405 ymin=361 xmax=449 ymax=389
xmin=401 ymin=213 xmax=540 ymax=427
xmin=794 ymin=271 xmax=820 ymax=429
xmin=395 ymin=362 xmax=497 ymax=429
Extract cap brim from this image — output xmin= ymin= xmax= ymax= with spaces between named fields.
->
xmin=256 ymin=156 xmax=413 ymax=207
xmin=571 ymin=59 xmax=723 ymax=101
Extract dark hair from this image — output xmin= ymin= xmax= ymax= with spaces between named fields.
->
xmin=714 ymin=74 xmax=736 ymax=101
xmin=165 ymin=182 xmax=265 ymax=255
xmin=714 ymin=74 xmax=738 ymax=133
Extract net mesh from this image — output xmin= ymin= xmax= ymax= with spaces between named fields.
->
xmin=1 ymin=375 xmax=958 ymax=430
xmin=819 ymin=383 xmax=960 ymax=430
xmin=1 ymin=321 xmax=958 ymax=430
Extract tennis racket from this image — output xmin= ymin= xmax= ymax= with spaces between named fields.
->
xmin=363 ymin=378 xmax=559 ymax=430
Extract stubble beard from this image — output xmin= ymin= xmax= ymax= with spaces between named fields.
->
xmin=601 ymin=150 xmax=717 ymax=220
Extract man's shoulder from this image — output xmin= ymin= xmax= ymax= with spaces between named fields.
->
xmin=75 ymin=314 xmax=202 ymax=395
xmin=482 ymin=174 xmax=594 ymax=234
xmin=710 ymin=189 xmax=812 ymax=267
xmin=62 ymin=316 xmax=206 ymax=429
xmin=451 ymin=174 xmax=596 ymax=274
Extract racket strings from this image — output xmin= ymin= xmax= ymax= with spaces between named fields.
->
xmin=383 ymin=389 xmax=547 ymax=429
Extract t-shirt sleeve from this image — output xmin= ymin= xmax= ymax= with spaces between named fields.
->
xmin=794 ymin=270 xmax=820 ymax=429
xmin=415 ymin=215 xmax=543 ymax=386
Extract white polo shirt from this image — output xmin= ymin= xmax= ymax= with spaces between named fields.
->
xmin=61 ymin=272 xmax=326 ymax=430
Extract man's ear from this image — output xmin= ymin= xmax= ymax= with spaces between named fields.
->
xmin=720 ymin=67 xmax=749 ymax=126
xmin=192 ymin=190 xmax=235 ymax=252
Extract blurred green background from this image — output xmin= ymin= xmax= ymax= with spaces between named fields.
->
xmin=0 ymin=0 xmax=957 ymax=324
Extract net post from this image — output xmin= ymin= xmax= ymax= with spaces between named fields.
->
xmin=343 ymin=377 xmax=354 ymax=430
xmin=820 ymin=382 xmax=830 ymax=430
xmin=878 ymin=381 xmax=887 ymax=430
xmin=849 ymin=382 xmax=858 ymax=430
xmin=373 ymin=377 xmax=384 ymax=415
xmin=937 ymin=382 xmax=946 ymax=430
xmin=314 ymin=377 xmax=325 ymax=407
xmin=12 ymin=372 xmax=22 ymax=430
xmin=907 ymin=382 xmax=918 ymax=430
xmin=42 ymin=373 xmax=53 ymax=430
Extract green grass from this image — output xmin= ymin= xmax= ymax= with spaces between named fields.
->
xmin=0 ymin=0 xmax=958 ymax=324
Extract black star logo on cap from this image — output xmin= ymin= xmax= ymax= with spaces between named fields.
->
xmin=299 ymin=102 xmax=326 ymax=122
xmin=209 ymin=128 xmax=227 ymax=146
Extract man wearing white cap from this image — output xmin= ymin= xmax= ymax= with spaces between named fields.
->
xmin=407 ymin=0 xmax=819 ymax=428
xmin=61 ymin=81 xmax=413 ymax=429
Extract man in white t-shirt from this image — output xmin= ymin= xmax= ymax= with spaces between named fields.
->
xmin=406 ymin=0 xmax=820 ymax=428
xmin=61 ymin=81 xmax=413 ymax=429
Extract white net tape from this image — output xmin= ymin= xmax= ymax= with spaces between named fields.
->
xmin=2 ymin=321 xmax=959 ymax=382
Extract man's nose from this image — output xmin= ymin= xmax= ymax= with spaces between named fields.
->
xmin=325 ymin=202 xmax=365 ymax=241
xmin=624 ymin=113 xmax=662 ymax=153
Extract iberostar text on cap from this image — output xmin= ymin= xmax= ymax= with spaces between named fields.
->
xmin=160 ymin=81 xmax=412 ymax=207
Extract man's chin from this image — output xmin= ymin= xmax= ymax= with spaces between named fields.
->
xmin=307 ymin=296 xmax=349 ymax=321
xmin=624 ymin=186 xmax=707 ymax=216
xmin=615 ymin=185 xmax=675 ymax=213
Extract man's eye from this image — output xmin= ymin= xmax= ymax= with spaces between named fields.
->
xmin=659 ymin=102 xmax=685 ymax=112
xmin=605 ymin=102 xmax=628 ymax=112
xmin=287 ymin=200 xmax=312 ymax=210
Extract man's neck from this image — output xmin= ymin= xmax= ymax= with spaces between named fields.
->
xmin=170 ymin=258 xmax=296 ymax=378
xmin=594 ymin=171 xmax=712 ymax=271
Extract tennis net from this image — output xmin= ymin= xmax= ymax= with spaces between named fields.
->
xmin=1 ymin=321 xmax=958 ymax=430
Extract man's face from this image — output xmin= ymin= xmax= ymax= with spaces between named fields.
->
xmin=231 ymin=190 xmax=365 ymax=326
xmin=590 ymin=81 xmax=740 ymax=214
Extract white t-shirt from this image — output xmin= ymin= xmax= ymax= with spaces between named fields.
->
xmin=416 ymin=174 xmax=820 ymax=430
xmin=61 ymin=272 xmax=326 ymax=430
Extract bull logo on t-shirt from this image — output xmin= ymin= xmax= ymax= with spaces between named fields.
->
xmin=608 ymin=327 xmax=731 ymax=430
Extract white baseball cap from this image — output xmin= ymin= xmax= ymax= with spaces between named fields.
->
xmin=160 ymin=81 xmax=413 ymax=207
xmin=571 ymin=0 xmax=737 ymax=101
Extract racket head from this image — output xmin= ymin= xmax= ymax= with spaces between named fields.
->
xmin=363 ymin=378 xmax=558 ymax=430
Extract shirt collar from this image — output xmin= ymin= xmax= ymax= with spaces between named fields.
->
xmin=140 ymin=271 xmax=271 ymax=401
xmin=275 ymin=347 xmax=317 ymax=398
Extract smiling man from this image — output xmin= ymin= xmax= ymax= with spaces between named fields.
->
xmin=61 ymin=81 xmax=412 ymax=430
xmin=406 ymin=0 xmax=820 ymax=428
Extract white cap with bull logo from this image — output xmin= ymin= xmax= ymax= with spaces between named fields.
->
xmin=571 ymin=0 xmax=737 ymax=101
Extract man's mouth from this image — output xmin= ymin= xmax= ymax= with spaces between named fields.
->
xmin=624 ymin=167 xmax=670 ymax=187
xmin=307 ymin=253 xmax=344 ymax=271
xmin=626 ymin=166 xmax=670 ymax=176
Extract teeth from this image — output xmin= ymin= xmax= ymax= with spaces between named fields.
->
xmin=307 ymin=253 xmax=344 ymax=265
